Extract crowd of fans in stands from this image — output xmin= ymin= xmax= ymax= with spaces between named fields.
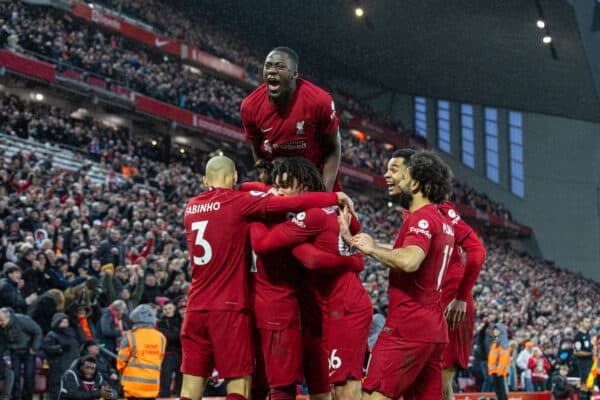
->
xmin=0 ymin=0 xmax=514 ymax=220
xmin=1 ymin=0 xmax=597 ymax=395
xmin=0 ymin=90 xmax=599 ymax=395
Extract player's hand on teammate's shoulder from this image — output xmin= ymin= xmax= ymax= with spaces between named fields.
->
xmin=337 ymin=206 xmax=353 ymax=243
xmin=335 ymin=192 xmax=355 ymax=215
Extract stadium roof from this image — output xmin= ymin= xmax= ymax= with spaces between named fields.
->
xmin=188 ymin=0 xmax=600 ymax=122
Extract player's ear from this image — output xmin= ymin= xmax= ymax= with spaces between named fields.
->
xmin=291 ymin=68 xmax=298 ymax=79
xmin=411 ymin=179 xmax=420 ymax=195
xmin=202 ymin=175 xmax=208 ymax=186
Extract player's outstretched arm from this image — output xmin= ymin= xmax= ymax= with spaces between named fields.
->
xmin=351 ymin=233 xmax=425 ymax=273
xmin=239 ymin=181 xmax=272 ymax=193
xmin=262 ymin=191 xmax=354 ymax=215
xmin=292 ymin=243 xmax=363 ymax=274
xmin=249 ymin=222 xmax=299 ymax=254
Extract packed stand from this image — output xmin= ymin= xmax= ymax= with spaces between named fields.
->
xmin=0 ymin=87 xmax=600 ymax=396
xmin=0 ymin=0 xmax=247 ymax=126
xmin=2 ymin=0 xmax=515 ymax=220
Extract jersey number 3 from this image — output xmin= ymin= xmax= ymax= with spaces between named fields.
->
xmin=191 ymin=221 xmax=213 ymax=266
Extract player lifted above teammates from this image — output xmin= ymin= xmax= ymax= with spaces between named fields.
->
xmin=241 ymin=47 xmax=341 ymax=191
xmin=179 ymin=156 xmax=354 ymax=400
xmin=339 ymin=149 xmax=455 ymax=400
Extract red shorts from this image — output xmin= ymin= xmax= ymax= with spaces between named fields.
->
xmin=325 ymin=293 xmax=372 ymax=384
xmin=363 ymin=329 xmax=445 ymax=400
xmin=300 ymin=292 xmax=329 ymax=394
xmin=180 ymin=310 xmax=254 ymax=378
xmin=254 ymin=326 xmax=303 ymax=388
xmin=442 ymin=297 xmax=475 ymax=370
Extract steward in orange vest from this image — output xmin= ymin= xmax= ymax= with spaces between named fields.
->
xmin=117 ymin=304 xmax=166 ymax=399
xmin=488 ymin=323 xmax=511 ymax=400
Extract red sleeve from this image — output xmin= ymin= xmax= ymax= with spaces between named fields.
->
xmin=315 ymin=92 xmax=339 ymax=135
xmin=401 ymin=215 xmax=433 ymax=255
xmin=292 ymin=243 xmax=364 ymax=274
xmin=263 ymin=192 xmax=338 ymax=215
xmin=250 ymin=209 xmax=323 ymax=253
xmin=453 ymin=215 xmax=472 ymax=245
xmin=239 ymin=182 xmax=272 ymax=192
xmin=241 ymin=99 xmax=260 ymax=141
xmin=240 ymin=191 xmax=337 ymax=220
xmin=250 ymin=221 xmax=303 ymax=254
xmin=455 ymin=232 xmax=486 ymax=301
xmin=349 ymin=213 xmax=361 ymax=235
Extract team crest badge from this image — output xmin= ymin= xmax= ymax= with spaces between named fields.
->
xmin=296 ymin=120 xmax=305 ymax=136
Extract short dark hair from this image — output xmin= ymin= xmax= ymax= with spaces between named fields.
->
xmin=270 ymin=46 xmax=299 ymax=69
xmin=3 ymin=262 xmax=20 ymax=275
xmin=80 ymin=355 xmax=97 ymax=366
xmin=406 ymin=150 xmax=453 ymax=204
xmin=391 ymin=148 xmax=416 ymax=162
xmin=272 ymin=157 xmax=325 ymax=192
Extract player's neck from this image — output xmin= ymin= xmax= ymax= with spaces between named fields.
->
xmin=269 ymin=83 xmax=297 ymax=108
xmin=207 ymin=181 xmax=233 ymax=190
xmin=408 ymin=195 xmax=431 ymax=212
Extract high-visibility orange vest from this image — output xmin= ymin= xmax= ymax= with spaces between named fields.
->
xmin=117 ymin=327 xmax=166 ymax=398
xmin=586 ymin=356 xmax=598 ymax=389
xmin=488 ymin=343 xmax=511 ymax=377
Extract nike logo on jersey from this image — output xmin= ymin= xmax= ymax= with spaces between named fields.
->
xmin=155 ymin=38 xmax=169 ymax=47
xmin=260 ymin=127 xmax=273 ymax=133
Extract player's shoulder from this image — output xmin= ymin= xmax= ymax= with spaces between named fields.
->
xmin=411 ymin=204 xmax=453 ymax=234
xmin=438 ymin=201 xmax=461 ymax=225
xmin=241 ymin=84 xmax=268 ymax=112
xmin=297 ymin=79 xmax=333 ymax=103
xmin=291 ymin=206 xmax=329 ymax=226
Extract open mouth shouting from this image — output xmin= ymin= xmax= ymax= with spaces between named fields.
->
xmin=266 ymin=77 xmax=281 ymax=95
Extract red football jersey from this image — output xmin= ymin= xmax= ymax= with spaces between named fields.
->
xmin=241 ymin=79 xmax=341 ymax=190
xmin=387 ymin=203 xmax=455 ymax=343
xmin=251 ymin=207 xmax=364 ymax=307
xmin=184 ymin=188 xmax=339 ymax=312
xmin=438 ymin=201 xmax=485 ymax=302
xmin=438 ymin=201 xmax=469 ymax=307
xmin=251 ymin=214 xmax=303 ymax=329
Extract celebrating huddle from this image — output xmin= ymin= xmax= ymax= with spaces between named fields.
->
xmin=177 ymin=46 xmax=486 ymax=400
xmin=178 ymin=151 xmax=484 ymax=400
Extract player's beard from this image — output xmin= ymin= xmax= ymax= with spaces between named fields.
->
xmin=397 ymin=187 xmax=413 ymax=210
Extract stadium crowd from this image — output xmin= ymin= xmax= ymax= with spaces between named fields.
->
xmin=0 ymin=0 xmax=598 ymax=396
xmin=1 ymin=0 xmax=513 ymax=219
xmin=0 ymin=88 xmax=598 ymax=397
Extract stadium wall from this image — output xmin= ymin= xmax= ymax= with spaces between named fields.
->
xmin=420 ymin=98 xmax=600 ymax=280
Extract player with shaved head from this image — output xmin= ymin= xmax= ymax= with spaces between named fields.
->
xmin=179 ymin=156 xmax=354 ymax=400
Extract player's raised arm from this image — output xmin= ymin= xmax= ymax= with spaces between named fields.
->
xmin=320 ymin=128 xmax=341 ymax=192
xmin=292 ymin=243 xmax=363 ymax=274
xmin=262 ymin=191 xmax=354 ymax=215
